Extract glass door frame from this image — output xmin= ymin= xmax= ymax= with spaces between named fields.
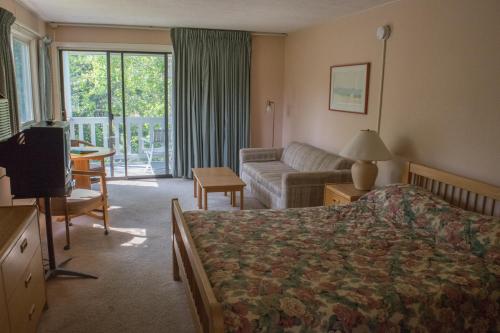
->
xmin=58 ymin=48 xmax=173 ymax=179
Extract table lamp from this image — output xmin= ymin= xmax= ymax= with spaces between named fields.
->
xmin=339 ymin=129 xmax=392 ymax=190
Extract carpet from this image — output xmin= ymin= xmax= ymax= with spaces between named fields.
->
xmin=36 ymin=178 xmax=265 ymax=333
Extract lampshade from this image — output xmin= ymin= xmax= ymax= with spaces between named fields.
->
xmin=340 ymin=129 xmax=391 ymax=161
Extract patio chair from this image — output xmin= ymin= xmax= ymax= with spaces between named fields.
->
xmin=142 ymin=128 xmax=165 ymax=173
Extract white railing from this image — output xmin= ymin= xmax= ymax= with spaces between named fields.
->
xmin=69 ymin=116 xmax=165 ymax=159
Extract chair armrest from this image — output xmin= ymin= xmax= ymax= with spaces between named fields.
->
xmin=139 ymin=136 xmax=151 ymax=144
xmin=281 ymin=170 xmax=352 ymax=208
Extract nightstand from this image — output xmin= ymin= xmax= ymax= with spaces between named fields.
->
xmin=324 ymin=183 xmax=369 ymax=206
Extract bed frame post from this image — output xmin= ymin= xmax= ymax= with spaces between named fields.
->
xmin=402 ymin=161 xmax=412 ymax=184
xmin=172 ymin=199 xmax=180 ymax=281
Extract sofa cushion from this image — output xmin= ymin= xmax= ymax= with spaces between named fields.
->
xmin=281 ymin=142 xmax=351 ymax=172
xmin=242 ymin=161 xmax=297 ymax=195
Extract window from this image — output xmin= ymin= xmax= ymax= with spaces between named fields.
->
xmin=12 ymin=37 xmax=35 ymax=126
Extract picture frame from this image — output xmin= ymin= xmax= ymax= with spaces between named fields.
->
xmin=329 ymin=63 xmax=370 ymax=114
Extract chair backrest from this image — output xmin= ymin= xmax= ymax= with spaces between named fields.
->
xmin=71 ymin=139 xmax=94 ymax=147
xmin=281 ymin=142 xmax=352 ymax=172
xmin=153 ymin=129 xmax=165 ymax=144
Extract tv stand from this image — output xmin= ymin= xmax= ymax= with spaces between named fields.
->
xmin=43 ymin=197 xmax=97 ymax=280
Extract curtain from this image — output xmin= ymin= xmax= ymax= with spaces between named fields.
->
xmin=0 ymin=8 xmax=18 ymax=134
xmin=171 ymin=28 xmax=251 ymax=178
xmin=38 ymin=37 xmax=54 ymax=120
xmin=38 ymin=36 xmax=53 ymax=121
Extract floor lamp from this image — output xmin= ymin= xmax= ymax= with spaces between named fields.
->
xmin=265 ymin=100 xmax=276 ymax=147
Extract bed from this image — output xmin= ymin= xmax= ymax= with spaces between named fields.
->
xmin=171 ymin=162 xmax=500 ymax=332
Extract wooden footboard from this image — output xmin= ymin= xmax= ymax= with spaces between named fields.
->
xmin=171 ymin=199 xmax=224 ymax=333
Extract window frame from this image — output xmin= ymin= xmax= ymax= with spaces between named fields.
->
xmin=11 ymin=25 xmax=40 ymax=129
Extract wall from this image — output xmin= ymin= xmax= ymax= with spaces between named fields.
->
xmin=0 ymin=0 xmax=45 ymax=35
xmin=250 ymin=36 xmax=285 ymax=148
xmin=282 ymin=0 xmax=500 ymax=186
xmin=49 ymin=25 xmax=171 ymax=45
xmin=48 ymin=25 xmax=285 ymax=148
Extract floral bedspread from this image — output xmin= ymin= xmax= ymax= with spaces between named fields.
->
xmin=183 ymin=184 xmax=499 ymax=332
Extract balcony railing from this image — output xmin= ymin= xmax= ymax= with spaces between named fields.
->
xmin=69 ymin=116 xmax=172 ymax=175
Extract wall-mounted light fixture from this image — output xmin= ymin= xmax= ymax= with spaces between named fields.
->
xmin=265 ymin=100 xmax=276 ymax=147
xmin=376 ymin=24 xmax=391 ymax=134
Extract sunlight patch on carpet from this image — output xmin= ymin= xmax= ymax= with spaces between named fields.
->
xmin=92 ymin=224 xmax=147 ymax=237
xmin=108 ymin=180 xmax=159 ymax=188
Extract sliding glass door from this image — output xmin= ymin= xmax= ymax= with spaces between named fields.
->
xmin=60 ymin=49 xmax=173 ymax=178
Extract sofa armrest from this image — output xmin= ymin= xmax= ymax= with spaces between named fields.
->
xmin=240 ymin=148 xmax=283 ymax=176
xmin=239 ymin=148 xmax=284 ymax=175
xmin=281 ymin=170 xmax=352 ymax=208
xmin=240 ymin=147 xmax=284 ymax=163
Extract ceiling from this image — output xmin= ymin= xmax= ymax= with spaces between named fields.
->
xmin=21 ymin=0 xmax=395 ymax=33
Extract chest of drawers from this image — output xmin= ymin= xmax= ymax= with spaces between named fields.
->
xmin=0 ymin=206 xmax=46 ymax=333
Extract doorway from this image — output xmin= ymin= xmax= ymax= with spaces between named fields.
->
xmin=60 ymin=49 xmax=173 ymax=178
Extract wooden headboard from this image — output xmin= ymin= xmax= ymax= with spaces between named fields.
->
xmin=402 ymin=162 xmax=500 ymax=217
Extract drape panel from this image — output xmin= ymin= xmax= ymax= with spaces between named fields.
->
xmin=171 ymin=28 xmax=251 ymax=178
xmin=38 ymin=36 xmax=53 ymax=121
xmin=0 ymin=8 xmax=18 ymax=133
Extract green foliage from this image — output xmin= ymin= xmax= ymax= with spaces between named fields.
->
xmin=68 ymin=53 xmax=170 ymax=118
xmin=67 ymin=52 xmax=172 ymax=160
xmin=69 ymin=54 xmax=108 ymax=116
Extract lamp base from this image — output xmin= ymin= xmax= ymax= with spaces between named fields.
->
xmin=352 ymin=160 xmax=378 ymax=190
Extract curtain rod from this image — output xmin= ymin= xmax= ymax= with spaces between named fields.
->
xmin=49 ymin=22 xmax=287 ymax=37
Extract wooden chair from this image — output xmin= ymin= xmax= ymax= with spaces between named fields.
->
xmin=71 ymin=139 xmax=94 ymax=147
xmin=39 ymin=170 xmax=110 ymax=250
xmin=71 ymin=140 xmax=105 ymax=184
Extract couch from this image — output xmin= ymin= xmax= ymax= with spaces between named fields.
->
xmin=240 ymin=142 xmax=353 ymax=208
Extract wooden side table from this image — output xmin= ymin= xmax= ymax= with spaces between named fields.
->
xmin=324 ymin=183 xmax=369 ymax=205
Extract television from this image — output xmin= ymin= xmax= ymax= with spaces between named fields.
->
xmin=0 ymin=120 xmax=72 ymax=198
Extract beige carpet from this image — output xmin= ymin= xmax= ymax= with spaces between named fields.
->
xmin=36 ymin=178 xmax=265 ymax=333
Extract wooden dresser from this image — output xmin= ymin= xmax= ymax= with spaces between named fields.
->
xmin=0 ymin=206 xmax=46 ymax=333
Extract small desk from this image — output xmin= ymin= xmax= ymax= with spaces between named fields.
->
xmin=324 ymin=183 xmax=369 ymax=206
xmin=192 ymin=167 xmax=246 ymax=210
xmin=71 ymin=147 xmax=115 ymax=189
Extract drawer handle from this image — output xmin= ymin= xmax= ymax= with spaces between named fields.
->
xmin=28 ymin=304 xmax=36 ymax=320
xmin=20 ymin=238 xmax=28 ymax=253
xmin=25 ymin=272 xmax=32 ymax=288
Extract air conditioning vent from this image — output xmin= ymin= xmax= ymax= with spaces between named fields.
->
xmin=0 ymin=99 xmax=12 ymax=141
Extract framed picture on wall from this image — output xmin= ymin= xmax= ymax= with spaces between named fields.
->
xmin=329 ymin=63 xmax=370 ymax=114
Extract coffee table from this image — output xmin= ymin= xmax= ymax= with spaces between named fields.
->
xmin=192 ymin=167 xmax=246 ymax=210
